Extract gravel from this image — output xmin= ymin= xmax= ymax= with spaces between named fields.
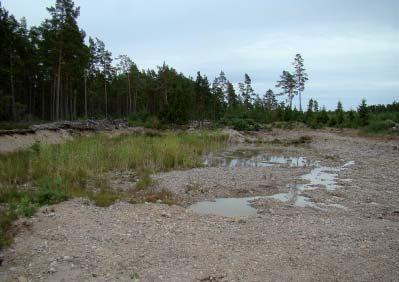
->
xmin=0 ymin=129 xmax=398 ymax=281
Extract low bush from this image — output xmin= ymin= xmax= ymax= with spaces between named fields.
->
xmin=362 ymin=120 xmax=398 ymax=134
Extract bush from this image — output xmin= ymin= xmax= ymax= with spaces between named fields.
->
xmin=10 ymin=197 xmax=39 ymax=217
xmin=363 ymin=120 xmax=397 ymax=134
xmin=37 ymin=178 xmax=69 ymax=205
xmin=221 ymin=118 xmax=261 ymax=131
xmin=358 ymin=99 xmax=369 ymax=126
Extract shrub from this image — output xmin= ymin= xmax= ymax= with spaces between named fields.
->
xmin=37 ymin=178 xmax=69 ymax=205
xmin=363 ymin=120 xmax=397 ymax=134
xmin=358 ymin=99 xmax=369 ymax=126
xmin=10 ymin=197 xmax=39 ymax=217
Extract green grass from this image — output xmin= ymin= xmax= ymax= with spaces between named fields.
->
xmin=0 ymin=130 xmax=228 ymax=248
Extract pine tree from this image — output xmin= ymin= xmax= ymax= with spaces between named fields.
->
xmin=116 ymin=55 xmax=134 ymax=115
xmin=336 ymin=101 xmax=344 ymax=125
xmin=292 ymin=54 xmax=308 ymax=112
xmin=276 ymin=70 xmax=296 ymax=109
xmin=358 ymin=99 xmax=369 ymax=126
xmin=313 ymin=100 xmax=319 ymax=112
xmin=211 ymin=76 xmax=226 ymax=120
xmin=317 ymin=106 xmax=329 ymax=125
xmin=44 ymin=0 xmax=87 ymax=120
xmin=238 ymin=73 xmax=255 ymax=109
xmin=93 ymin=38 xmax=114 ymax=118
xmin=226 ymin=82 xmax=237 ymax=108
xmin=305 ymin=99 xmax=314 ymax=123
xmin=263 ymin=89 xmax=277 ymax=110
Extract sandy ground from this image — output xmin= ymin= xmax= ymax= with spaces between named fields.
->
xmin=0 ymin=129 xmax=399 ymax=281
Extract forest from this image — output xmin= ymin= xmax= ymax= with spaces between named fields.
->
xmin=0 ymin=0 xmax=398 ymax=133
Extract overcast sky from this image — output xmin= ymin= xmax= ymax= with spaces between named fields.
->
xmin=3 ymin=0 xmax=398 ymax=109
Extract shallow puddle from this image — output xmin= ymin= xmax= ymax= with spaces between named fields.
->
xmin=190 ymin=149 xmax=354 ymax=217
xmin=204 ymin=150 xmax=314 ymax=168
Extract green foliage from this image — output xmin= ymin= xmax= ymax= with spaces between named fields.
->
xmin=335 ymin=101 xmax=345 ymax=126
xmin=135 ymin=170 xmax=153 ymax=190
xmin=316 ymin=107 xmax=330 ymax=125
xmin=362 ymin=119 xmax=398 ymax=135
xmin=10 ymin=197 xmax=39 ymax=217
xmin=0 ymin=131 xmax=227 ymax=248
xmin=220 ymin=118 xmax=261 ymax=131
xmin=358 ymin=99 xmax=369 ymax=126
xmin=37 ymin=178 xmax=69 ymax=205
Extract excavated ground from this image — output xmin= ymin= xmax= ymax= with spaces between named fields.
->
xmin=0 ymin=129 xmax=398 ymax=281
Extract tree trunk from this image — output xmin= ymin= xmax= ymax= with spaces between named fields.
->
xmin=9 ymin=52 xmax=16 ymax=121
xmin=41 ymin=87 xmax=45 ymax=120
xmin=289 ymin=91 xmax=293 ymax=110
xmin=133 ymin=89 xmax=137 ymax=113
xmin=56 ymin=48 xmax=62 ymax=120
xmin=127 ymin=73 xmax=131 ymax=116
xmin=104 ymin=81 xmax=108 ymax=118
xmin=299 ymin=91 xmax=302 ymax=112
xmin=84 ymin=74 xmax=88 ymax=118
xmin=52 ymin=78 xmax=56 ymax=120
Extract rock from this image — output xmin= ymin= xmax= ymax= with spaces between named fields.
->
xmin=63 ymin=256 xmax=73 ymax=262
xmin=161 ymin=212 xmax=171 ymax=218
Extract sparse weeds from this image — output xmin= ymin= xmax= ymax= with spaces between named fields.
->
xmin=129 ymin=188 xmax=178 ymax=206
xmin=254 ymin=135 xmax=312 ymax=146
xmin=135 ymin=170 xmax=153 ymax=190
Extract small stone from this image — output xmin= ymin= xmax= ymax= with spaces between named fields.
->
xmin=63 ymin=256 xmax=73 ymax=262
xmin=9 ymin=267 xmax=17 ymax=272
xmin=161 ymin=212 xmax=171 ymax=218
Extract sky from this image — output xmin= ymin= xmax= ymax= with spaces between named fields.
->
xmin=2 ymin=0 xmax=399 ymax=109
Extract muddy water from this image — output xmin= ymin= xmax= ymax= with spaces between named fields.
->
xmin=190 ymin=149 xmax=354 ymax=217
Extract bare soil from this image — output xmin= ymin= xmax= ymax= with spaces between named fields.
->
xmin=1 ymin=129 xmax=399 ymax=281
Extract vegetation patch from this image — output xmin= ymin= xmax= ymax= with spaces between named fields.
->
xmin=0 ymin=131 xmax=227 ymax=248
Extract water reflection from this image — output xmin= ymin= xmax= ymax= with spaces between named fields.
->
xmin=204 ymin=150 xmax=314 ymax=168
xmin=189 ymin=149 xmax=355 ymax=217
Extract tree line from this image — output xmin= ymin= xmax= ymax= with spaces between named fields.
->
xmin=0 ymin=0 xmax=306 ymax=124
xmin=0 ymin=0 xmax=397 ymax=128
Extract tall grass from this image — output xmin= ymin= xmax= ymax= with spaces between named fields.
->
xmin=0 ymin=131 xmax=227 ymax=247
xmin=0 ymin=131 xmax=227 ymax=188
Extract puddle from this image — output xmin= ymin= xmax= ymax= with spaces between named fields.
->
xmin=190 ymin=149 xmax=355 ymax=217
xmin=204 ymin=150 xmax=314 ymax=168
xmin=267 ymin=189 xmax=319 ymax=209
